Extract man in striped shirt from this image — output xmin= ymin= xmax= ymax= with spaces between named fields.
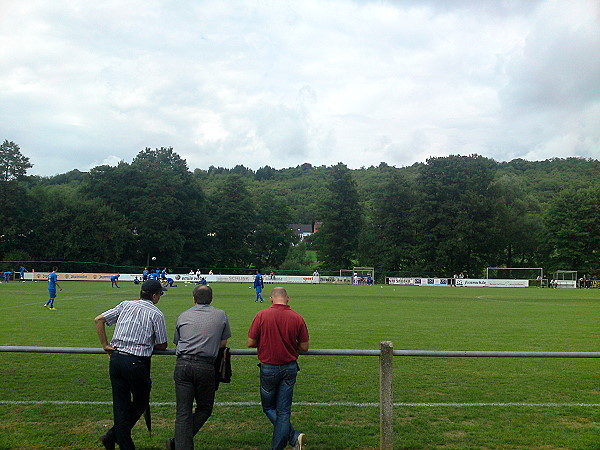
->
xmin=95 ymin=279 xmax=168 ymax=450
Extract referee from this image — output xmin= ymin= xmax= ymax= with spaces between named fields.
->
xmin=94 ymin=279 xmax=168 ymax=450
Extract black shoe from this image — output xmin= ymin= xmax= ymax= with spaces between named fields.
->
xmin=99 ymin=433 xmax=115 ymax=450
xmin=166 ymin=437 xmax=175 ymax=450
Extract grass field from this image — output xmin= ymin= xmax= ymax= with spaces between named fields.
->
xmin=1 ymin=280 xmax=600 ymax=449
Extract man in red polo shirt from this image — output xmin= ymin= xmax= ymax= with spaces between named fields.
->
xmin=247 ymin=287 xmax=309 ymax=450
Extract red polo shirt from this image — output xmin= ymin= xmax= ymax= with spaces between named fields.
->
xmin=248 ymin=303 xmax=309 ymax=365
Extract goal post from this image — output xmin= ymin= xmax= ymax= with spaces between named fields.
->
xmin=486 ymin=267 xmax=544 ymax=287
xmin=552 ymin=270 xmax=577 ymax=289
xmin=340 ymin=267 xmax=375 ymax=284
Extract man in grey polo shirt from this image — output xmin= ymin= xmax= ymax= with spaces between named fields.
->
xmin=167 ymin=284 xmax=231 ymax=450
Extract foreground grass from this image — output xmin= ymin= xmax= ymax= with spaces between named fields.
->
xmin=1 ymin=280 xmax=600 ymax=448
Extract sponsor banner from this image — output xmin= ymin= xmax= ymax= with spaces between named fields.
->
xmin=388 ymin=277 xmax=449 ymax=286
xmin=486 ymin=279 xmax=529 ymax=288
xmin=554 ymin=280 xmax=576 ymax=289
xmin=33 ymin=272 xmax=118 ymax=281
xmin=455 ymin=278 xmax=487 ymax=287
xmin=387 ymin=277 xmax=414 ymax=286
xmin=30 ymin=273 xmax=320 ymax=284
xmin=158 ymin=274 xmax=320 ymax=284
xmin=387 ymin=277 xmax=529 ymax=288
xmin=415 ymin=278 xmax=449 ymax=286
xmin=172 ymin=274 xmax=219 ymax=283
xmin=313 ymin=276 xmax=351 ymax=285
xmin=456 ymin=278 xmax=528 ymax=288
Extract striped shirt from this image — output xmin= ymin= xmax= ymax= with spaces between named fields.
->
xmin=102 ymin=299 xmax=167 ymax=357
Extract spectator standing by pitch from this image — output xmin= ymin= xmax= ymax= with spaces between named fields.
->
xmin=166 ymin=285 xmax=231 ymax=450
xmin=94 ymin=279 xmax=168 ymax=450
xmin=44 ymin=267 xmax=62 ymax=310
xmin=247 ymin=287 xmax=309 ymax=450
xmin=254 ymin=270 xmax=265 ymax=302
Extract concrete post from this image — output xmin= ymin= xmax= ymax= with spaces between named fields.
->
xmin=379 ymin=340 xmax=394 ymax=449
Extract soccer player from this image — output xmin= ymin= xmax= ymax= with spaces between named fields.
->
xmin=19 ymin=265 xmax=27 ymax=282
xmin=111 ymin=274 xmax=120 ymax=288
xmin=163 ymin=277 xmax=177 ymax=288
xmin=44 ymin=267 xmax=62 ymax=310
xmin=254 ymin=270 xmax=264 ymax=302
xmin=3 ymin=271 xmax=11 ymax=282
xmin=142 ymin=267 xmax=149 ymax=281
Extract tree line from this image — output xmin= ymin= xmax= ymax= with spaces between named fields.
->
xmin=1 ymin=139 xmax=598 ymax=278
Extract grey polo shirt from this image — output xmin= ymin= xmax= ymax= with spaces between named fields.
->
xmin=174 ymin=303 xmax=231 ymax=358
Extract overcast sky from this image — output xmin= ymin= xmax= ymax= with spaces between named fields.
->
xmin=1 ymin=0 xmax=599 ymax=176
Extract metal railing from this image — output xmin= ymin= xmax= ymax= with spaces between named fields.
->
xmin=3 ymin=343 xmax=600 ymax=449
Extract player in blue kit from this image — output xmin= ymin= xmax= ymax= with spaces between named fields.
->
xmin=254 ymin=270 xmax=264 ymax=302
xmin=19 ymin=266 xmax=27 ymax=282
xmin=3 ymin=271 xmax=11 ymax=282
xmin=44 ymin=267 xmax=62 ymax=310
xmin=163 ymin=277 xmax=177 ymax=288
xmin=111 ymin=274 xmax=120 ymax=288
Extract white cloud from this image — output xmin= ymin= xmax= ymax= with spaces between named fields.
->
xmin=0 ymin=0 xmax=598 ymax=176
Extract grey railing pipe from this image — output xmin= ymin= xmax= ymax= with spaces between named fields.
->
xmin=3 ymin=346 xmax=600 ymax=358
xmin=4 ymin=345 xmax=600 ymax=450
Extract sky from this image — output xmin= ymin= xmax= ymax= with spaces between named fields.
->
xmin=1 ymin=0 xmax=599 ymax=177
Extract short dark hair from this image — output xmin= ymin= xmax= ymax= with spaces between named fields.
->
xmin=193 ymin=285 xmax=213 ymax=304
xmin=140 ymin=279 xmax=165 ymax=300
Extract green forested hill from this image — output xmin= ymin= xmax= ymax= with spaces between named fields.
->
xmin=194 ymin=157 xmax=599 ymax=222
xmin=2 ymin=140 xmax=598 ymax=278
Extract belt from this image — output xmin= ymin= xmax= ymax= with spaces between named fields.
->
xmin=177 ymin=354 xmax=215 ymax=363
xmin=113 ymin=350 xmax=151 ymax=359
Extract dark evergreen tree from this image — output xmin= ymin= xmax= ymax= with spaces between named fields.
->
xmin=250 ymin=193 xmax=296 ymax=268
xmin=314 ymin=163 xmax=363 ymax=269
xmin=26 ymin=185 xmax=136 ymax=265
xmin=207 ymin=175 xmax=256 ymax=268
xmin=359 ymin=171 xmax=417 ymax=271
xmin=544 ymin=186 xmax=600 ymax=274
xmin=415 ymin=155 xmax=499 ymax=276
xmin=83 ymin=147 xmax=208 ymax=267
xmin=489 ymin=174 xmax=545 ymax=267
xmin=0 ymin=140 xmax=34 ymax=260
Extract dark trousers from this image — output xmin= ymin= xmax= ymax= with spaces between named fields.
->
xmin=106 ymin=351 xmax=152 ymax=450
xmin=174 ymin=357 xmax=216 ymax=450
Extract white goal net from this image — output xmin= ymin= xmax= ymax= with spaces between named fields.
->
xmin=340 ymin=267 xmax=375 ymax=285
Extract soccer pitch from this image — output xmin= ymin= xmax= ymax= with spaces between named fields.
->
xmin=1 ymin=280 xmax=600 ymax=449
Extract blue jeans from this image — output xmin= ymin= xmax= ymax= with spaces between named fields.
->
xmin=259 ymin=361 xmax=301 ymax=450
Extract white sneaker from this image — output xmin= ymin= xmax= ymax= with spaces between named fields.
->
xmin=295 ymin=433 xmax=306 ymax=449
